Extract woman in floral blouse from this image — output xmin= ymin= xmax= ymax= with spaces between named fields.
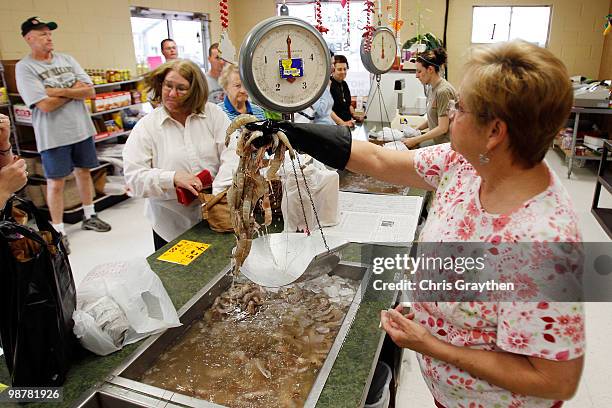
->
xmin=370 ymin=41 xmax=584 ymax=407
xmin=245 ymin=39 xmax=584 ymax=407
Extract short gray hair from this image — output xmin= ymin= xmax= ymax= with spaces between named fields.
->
xmin=218 ymin=63 xmax=239 ymax=91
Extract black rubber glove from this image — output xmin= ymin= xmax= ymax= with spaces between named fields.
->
xmin=244 ymin=120 xmax=352 ymax=170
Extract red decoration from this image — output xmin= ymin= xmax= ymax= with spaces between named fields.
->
xmin=314 ymin=0 xmax=328 ymax=34
xmin=219 ymin=0 xmax=229 ymax=30
xmin=346 ymin=0 xmax=350 ymax=42
xmin=362 ymin=1 xmax=376 ymax=52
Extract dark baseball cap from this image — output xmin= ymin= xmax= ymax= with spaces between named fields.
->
xmin=21 ymin=16 xmax=58 ymax=36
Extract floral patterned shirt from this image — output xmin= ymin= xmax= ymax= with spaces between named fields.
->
xmin=412 ymin=143 xmax=585 ymax=408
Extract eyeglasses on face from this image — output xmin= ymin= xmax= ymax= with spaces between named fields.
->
xmin=162 ymin=81 xmax=189 ymax=95
xmin=448 ymin=99 xmax=485 ymax=119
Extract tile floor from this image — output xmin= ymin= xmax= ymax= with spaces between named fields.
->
xmin=64 ymin=148 xmax=612 ymax=408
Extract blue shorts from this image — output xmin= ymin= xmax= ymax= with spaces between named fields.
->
xmin=41 ymin=137 xmax=99 ymax=179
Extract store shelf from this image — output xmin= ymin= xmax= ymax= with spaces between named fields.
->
xmin=552 ymin=140 xmax=612 ymax=161
xmin=571 ymin=106 xmax=612 ymax=114
xmin=0 ymin=103 xmax=10 ymax=108
xmin=91 ymin=102 xmax=143 ymax=117
xmin=15 ymin=120 xmax=32 ymax=127
xmin=95 ymin=129 xmax=131 ymax=143
xmin=591 ymin=208 xmax=612 ymax=238
xmin=15 ymin=147 xmax=38 ymax=155
xmin=592 ymin=140 xmax=612 ymax=239
xmin=37 ymin=193 xmax=129 ymax=224
xmin=598 ymin=172 xmax=612 ymax=196
xmin=27 ymin=162 xmax=111 ymax=182
xmin=93 ymin=77 xmax=143 ymax=89
xmin=12 ymin=130 xmax=132 ymax=155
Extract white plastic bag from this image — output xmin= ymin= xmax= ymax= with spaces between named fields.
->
xmin=279 ymin=155 xmax=339 ymax=232
xmin=73 ymin=309 xmax=122 ymax=356
xmin=73 ymin=258 xmax=181 ymax=356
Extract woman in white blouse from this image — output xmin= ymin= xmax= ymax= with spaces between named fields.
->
xmin=123 ymin=59 xmax=238 ymax=250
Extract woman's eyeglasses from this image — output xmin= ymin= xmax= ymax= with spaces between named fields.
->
xmin=448 ymin=99 xmax=488 ymax=119
xmin=162 ymin=81 xmax=189 ymax=95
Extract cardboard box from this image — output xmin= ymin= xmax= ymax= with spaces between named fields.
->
xmin=1 ymin=60 xmax=20 ymax=93
xmin=35 ymin=168 xmax=107 ymax=210
xmin=13 ymin=104 xmax=32 ymax=123
xmin=40 ymin=173 xmax=98 ymax=210
xmin=25 ymin=184 xmax=46 ymax=208
xmin=23 ymin=156 xmax=45 ymax=177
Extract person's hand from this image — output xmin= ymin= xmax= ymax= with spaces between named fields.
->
xmin=0 ymin=113 xmax=10 ymax=145
xmin=353 ymin=113 xmax=365 ymax=123
xmin=380 ymin=305 xmax=435 ymax=354
xmin=0 ymin=158 xmax=28 ymax=195
xmin=403 ymin=137 xmax=421 ymax=149
xmin=173 ymin=170 xmax=203 ymax=196
xmin=343 ymin=120 xmax=356 ymax=128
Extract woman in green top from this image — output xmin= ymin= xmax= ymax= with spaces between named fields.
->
xmin=404 ymin=47 xmax=457 ymax=149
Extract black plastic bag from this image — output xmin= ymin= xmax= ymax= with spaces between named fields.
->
xmin=0 ymin=195 xmax=76 ymax=386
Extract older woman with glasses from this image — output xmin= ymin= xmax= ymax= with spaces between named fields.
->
xmin=218 ymin=64 xmax=266 ymax=121
xmin=123 ymin=59 xmax=239 ymax=250
xmin=403 ymin=47 xmax=457 ymax=149
xmin=245 ymin=40 xmax=584 ymax=407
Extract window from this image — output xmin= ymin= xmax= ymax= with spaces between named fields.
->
xmin=130 ymin=8 xmax=211 ymax=70
xmin=276 ymin=1 xmax=370 ymax=97
xmin=471 ymin=6 xmax=551 ymax=47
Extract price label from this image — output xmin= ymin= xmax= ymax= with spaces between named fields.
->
xmin=157 ymin=240 xmax=210 ymax=265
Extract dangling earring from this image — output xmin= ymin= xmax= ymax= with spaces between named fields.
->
xmin=479 ymin=152 xmax=490 ymax=164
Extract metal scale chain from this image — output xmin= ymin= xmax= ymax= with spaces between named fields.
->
xmin=277 ymin=113 xmax=331 ymax=253
xmin=291 ymin=154 xmax=330 ymax=253
xmin=364 ymin=74 xmax=393 ymax=125
xmin=363 ymin=74 xmax=399 ymax=149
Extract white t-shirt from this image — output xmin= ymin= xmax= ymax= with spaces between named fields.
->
xmin=205 ymin=73 xmax=225 ymax=104
xmin=122 ymin=103 xmax=239 ymax=241
xmin=15 ymin=52 xmax=96 ymax=152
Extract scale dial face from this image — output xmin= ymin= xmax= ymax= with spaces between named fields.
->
xmin=240 ymin=17 xmax=331 ymax=113
xmin=360 ymin=27 xmax=397 ymax=75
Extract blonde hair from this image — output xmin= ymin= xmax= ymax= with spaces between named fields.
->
xmin=145 ymin=59 xmax=208 ymax=114
xmin=218 ymin=63 xmax=239 ymax=91
xmin=462 ymin=40 xmax=573 ymax=168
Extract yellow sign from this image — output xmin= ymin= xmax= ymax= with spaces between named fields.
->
xmin=0 ymin=383 xmax=7 ymax=393
xmin=157 ymin=240 xmax=210 ymax=265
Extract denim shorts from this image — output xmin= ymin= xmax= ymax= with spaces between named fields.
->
xmin=40 ymin=137 xmax=99 ymax=179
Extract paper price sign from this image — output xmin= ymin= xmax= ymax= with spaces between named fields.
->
xmin=157 ymin=240 xmax=210 ymax=265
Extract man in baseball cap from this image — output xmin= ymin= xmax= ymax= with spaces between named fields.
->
xmin=21 ymin=16 xmax=57 ymax=36
xmin=16 ymin=16 xmax=112 ymax=251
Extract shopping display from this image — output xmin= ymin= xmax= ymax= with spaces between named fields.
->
xmin=85 ymin=68 xmax=133 ymax=85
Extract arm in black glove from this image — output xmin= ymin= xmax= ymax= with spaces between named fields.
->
xmin=244 ymin=120 xmax=352 ymax=170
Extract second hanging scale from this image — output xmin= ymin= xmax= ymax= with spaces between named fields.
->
xmin=361 ymin=26 xmax=400 ymax=140
xmin=228 ymin=16 xmax=347 ymax=287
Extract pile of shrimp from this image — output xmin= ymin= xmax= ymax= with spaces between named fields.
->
xmin=225 ymin=114 xmax=295 ymax=275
